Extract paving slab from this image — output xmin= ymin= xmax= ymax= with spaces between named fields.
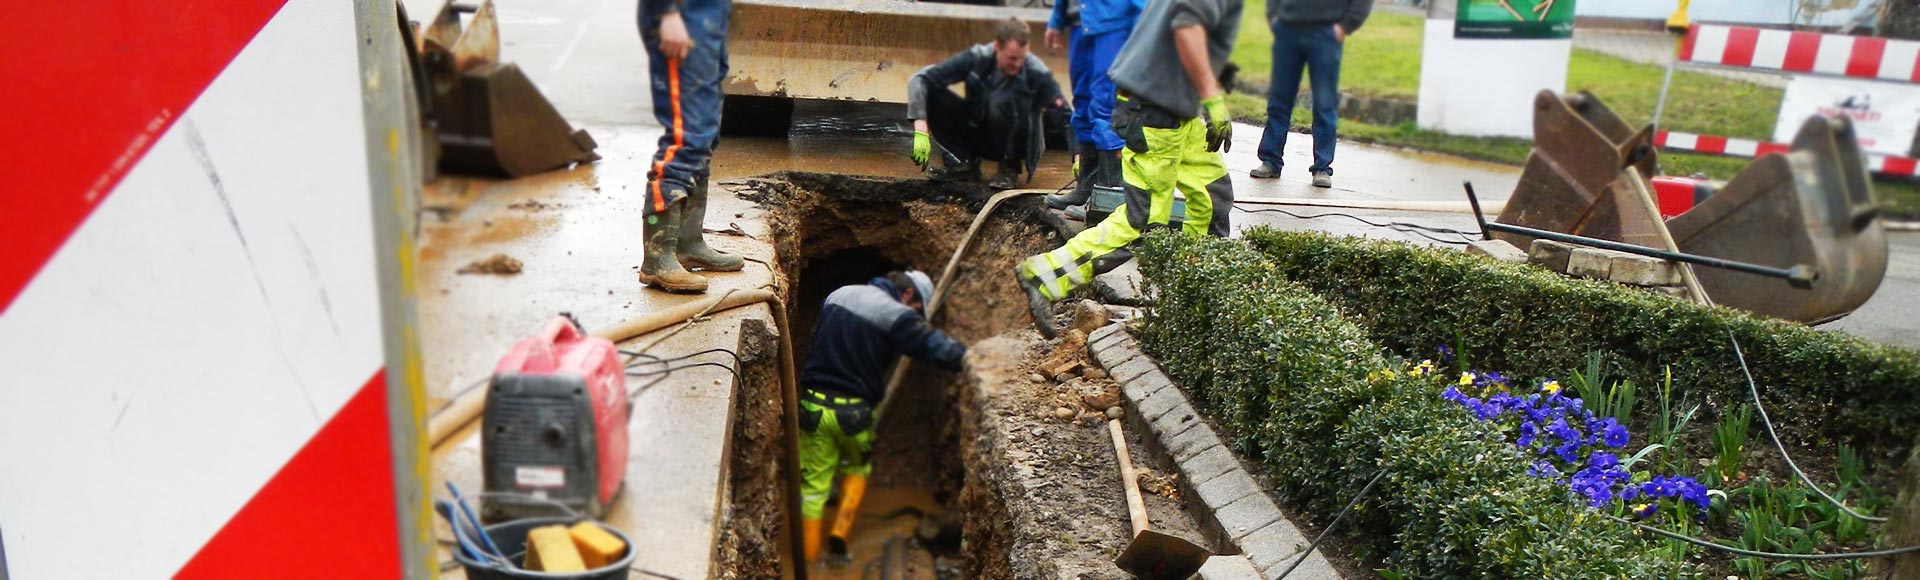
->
xmin=1199 ymin=555 xmax=1267 ymax=580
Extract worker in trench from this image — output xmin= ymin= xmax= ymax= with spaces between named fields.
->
xmin=1041 ymin=0 xmax=1146 ymax=214
xmin=907 ymin=18 xmax=1072 ymax=190
xmin=1016 ymin=0 xmax=1242 ymax=337
xmin=796 ymin=270 xmax=968 ymax=564
xmin=635 ymin=0 xmax=746 ymax=294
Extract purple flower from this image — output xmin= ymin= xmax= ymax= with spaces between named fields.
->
xmin=1601 ymin=421 xmax=1630 ymax=448
xmin=1528 ymin=460 xmax=1562 ymax=480
xmin=1437 ymin=344 xmax=1454 ymax=362
xmin=1554 ymin=441 xmax=1582 ymax=463
xmin=1442 ymin=386 xmax=1466 ymax=404
xmin=1517 ymin=421 xmax=1539 ymax=448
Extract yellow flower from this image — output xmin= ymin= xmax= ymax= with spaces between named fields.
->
xmin=1542 ymin=380 xmax=1561 ymax=395
xmin=1458 ymin=372 xmax=1476 ymax=386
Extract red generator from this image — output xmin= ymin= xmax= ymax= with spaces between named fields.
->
xmin=482 ymin=315 xmax=629 ymax=520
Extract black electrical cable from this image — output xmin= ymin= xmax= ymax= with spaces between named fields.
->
xmin=1235 ymin=207 xmax=1477 ymax=246
xmin=1275 ymin=470 xmax=1387 ymax=580
xmin=1607 ymin=515 xmax=1920 ymax=560
xmin=1727 ymin=331 xmax=1888 ymax=523
xmin=624 ymin=347 xmax=741 ymax=371
xmin=626 ymin=362 xmax=742 ymax=399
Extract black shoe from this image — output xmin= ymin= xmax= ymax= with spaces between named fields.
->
xmin=825 ymin=536 xmax=852 ymax=566
xmin=1016 ymin=267 xmax=1059 ymax=339
xmin=1250 ymin=163 xmax=1280 ymax=179
xmin=928 ymin=162 xmax=980 ymax=183
xmin=988 ymin=168 xmax=1020 ymax=190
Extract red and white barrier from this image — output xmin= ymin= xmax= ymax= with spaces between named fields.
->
xmin=1653 ymin=130 xmax=1920 ymax=177
xmin=1681 ymin=24 xmax=1920 ymax=83
xmin=0 ymin=1 xmax=426 ymax=578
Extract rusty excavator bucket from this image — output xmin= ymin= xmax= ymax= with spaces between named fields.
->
xmin=412 ymin=0 xmax=598 ymax=177
xmin=1494 ymin=90 xmax=1887 ymax=324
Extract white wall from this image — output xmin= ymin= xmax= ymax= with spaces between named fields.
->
xmin=1576 ymin=0 xmax=1874 ymax=28
xmin=1417 ymin=18 xmax=1573 ymax=138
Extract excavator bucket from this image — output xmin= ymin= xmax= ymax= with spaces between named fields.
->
xmin=410 ymin=0 xmax=598 ymax=177
xmin=1665 ymin=115 xmax=1887 ymax=324
xmin=1492 ymin=91 xmax=1887 ymax=323
xmin=1494 ymin=90 xmax=1659 ymax=247
xmin=725 ymin=0 xmax=1069 ymax=103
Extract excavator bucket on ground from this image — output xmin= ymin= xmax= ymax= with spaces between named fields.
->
xmin=1491 ymin=91 xmax=1887 ymax=324
xmin=724 ymin=0 xmax=1069 ymax=103
xmin=410 ymin=0 xmax=598 ymax=178
xmin=1665 ymin=116 xmax=1887 ymax=324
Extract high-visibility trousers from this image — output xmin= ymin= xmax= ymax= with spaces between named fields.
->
xmin=1019 ymin=97 xmax=1233 ymax=300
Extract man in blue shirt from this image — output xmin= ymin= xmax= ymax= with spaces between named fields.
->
xmin=1043 ymin=0 xmax=1147 ymax=212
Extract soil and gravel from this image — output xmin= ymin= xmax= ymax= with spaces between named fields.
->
xmin=712 ymin=173 xmax=1219 ymax=579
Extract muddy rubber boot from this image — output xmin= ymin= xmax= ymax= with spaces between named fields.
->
xmin=987 ymin=162 xmax=1020 ymax=190
xmin=637 ymin=201 xmax=709 ymax=294
xmin=803 ymin=517 xmax=823 ymax=562
xmin=1016 ymin=267 xmax=1059 ymax=339
xmin=1046 ymin=142 xmax=1096 ymax=210
xmin=677 ymin=178 xmax=745 ymax=272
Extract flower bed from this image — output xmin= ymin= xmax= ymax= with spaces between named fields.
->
xmin=1242 ymin=228 xmax=1920 ymax=455
xmin=1133 ymin=232 xmax=1696 ymax=578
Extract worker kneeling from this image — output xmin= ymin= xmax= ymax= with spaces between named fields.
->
xmin=798 ymin=270 xmax=968 ymax=563
xmin=908 ymin=18 xmax=1069 ymax=190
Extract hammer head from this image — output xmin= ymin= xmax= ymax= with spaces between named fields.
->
xmin=1114 ymin=529 xmax=1211 ymax=580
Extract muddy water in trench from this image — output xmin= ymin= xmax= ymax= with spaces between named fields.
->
xmin=812 ymin=486 xmax=949 ymax=580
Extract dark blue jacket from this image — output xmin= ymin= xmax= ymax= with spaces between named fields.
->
xmin=799 ymin=279 xmax=967 ymax=403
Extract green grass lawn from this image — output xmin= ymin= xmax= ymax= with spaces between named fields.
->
xmin=1227 ymin=12 xmax=1920 ymax=217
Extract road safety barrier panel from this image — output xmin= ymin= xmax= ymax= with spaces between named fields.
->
xmin=0 ymin=1 xmax=434 ymax=578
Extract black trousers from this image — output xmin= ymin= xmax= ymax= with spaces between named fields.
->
xmin=926 ymin=87 xmax=1029 ymax=167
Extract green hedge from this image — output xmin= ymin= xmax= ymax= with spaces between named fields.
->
xmin=1134 ymin=232 xmax=1694 ymax=578
xmin=1241 ymin=228 xmax=1920 ymax=454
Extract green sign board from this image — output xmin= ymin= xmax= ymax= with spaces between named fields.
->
xmin=1455 ymin=0 xmax=1577 ymax=39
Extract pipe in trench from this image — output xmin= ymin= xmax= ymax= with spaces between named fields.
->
xmin=425 ymin=288 xmax=811 ymax=580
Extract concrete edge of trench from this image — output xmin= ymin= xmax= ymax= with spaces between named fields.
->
xmin=1088 ymin=323 xmax=1345 ymax=580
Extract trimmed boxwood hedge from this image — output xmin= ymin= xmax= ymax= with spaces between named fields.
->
xmin=1134 ymin=232 xmax=1695 ymax=578
xmin=1243 ymin=227 xmax=1920 ymax=455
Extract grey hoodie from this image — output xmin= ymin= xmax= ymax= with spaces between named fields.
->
xmin=1107 ymin=0 xmax=1244 ymax=119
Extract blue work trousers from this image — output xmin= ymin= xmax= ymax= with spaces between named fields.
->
xmin=1256 ymin=23 xmax=1342 ymax=175
xmin=640 ymin=1 xmax=730 ymax=216
xmin=1069 ymin=27 xmax=1128 ymax=153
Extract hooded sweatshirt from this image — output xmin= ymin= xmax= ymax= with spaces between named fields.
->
xmin=798 ymin=278 xmax=967 ymax=403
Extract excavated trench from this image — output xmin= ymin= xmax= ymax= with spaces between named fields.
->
xmin=714 ymin=173 xmax=1218 ymax=580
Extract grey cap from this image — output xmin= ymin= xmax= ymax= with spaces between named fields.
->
xmin=905 ymin=270 xmax=935 ymax=306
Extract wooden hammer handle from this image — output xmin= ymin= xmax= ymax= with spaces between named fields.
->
xmin=1109 ymin=419 xmax=1150 ymax=537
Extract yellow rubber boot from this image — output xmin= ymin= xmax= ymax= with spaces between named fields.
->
xmin=803 ymin=517 xmax=823 ymax=562
xmin=827 ymin=475 xmax=868 ymax=559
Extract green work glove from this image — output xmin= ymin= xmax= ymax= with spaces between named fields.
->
xmin=1202 ymin=96 xmax=1232 ymax=153
xmin=912 ymin=131 xmax=931 ymax=166
xmin=1072 ymin=155 xmax=1081 ymax=176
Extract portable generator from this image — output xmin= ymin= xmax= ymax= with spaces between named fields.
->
xmin=482 ymin=315 xmax=629 ymax=521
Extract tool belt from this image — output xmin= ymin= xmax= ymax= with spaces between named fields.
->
xmin=801 ymin=387 xmax=874 ymax=436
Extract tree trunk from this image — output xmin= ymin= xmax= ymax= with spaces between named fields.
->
xmin=1884 ymin=436 xmax=1920 ymax=578
xmin=1886 ymin=0 xmax=1920 ymax=40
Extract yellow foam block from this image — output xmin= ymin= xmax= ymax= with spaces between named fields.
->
xmin=568 ymin=521 xmax=627 ymax=569
xmin=525 ymin=525 xmax=587 ymax=572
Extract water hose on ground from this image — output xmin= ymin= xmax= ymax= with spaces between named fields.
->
xmin=424 ymin=287 xmax=811 ymax=580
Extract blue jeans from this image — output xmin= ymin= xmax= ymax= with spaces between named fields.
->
xmin=1256 ymin=23 xmax=1342 ymax=175
xmin=640 ymin=0 xmax=731 ymax=216
xmin=1069 ymin=27 xmax=1129 ymax=153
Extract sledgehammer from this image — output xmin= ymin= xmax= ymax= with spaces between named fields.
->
xmin=1108 ymin=419 xmax=1211 ymax=580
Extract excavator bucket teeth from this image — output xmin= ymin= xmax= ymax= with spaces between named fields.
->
xmin=1665 ymin=115 xmax=1887 ymax=323
xmin=437 ymin=63 xmax=600 ymax=177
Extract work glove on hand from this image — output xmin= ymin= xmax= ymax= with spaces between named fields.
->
xmin=912 ymin=131 xmax=932 ymax=167
xmin=1202 ymin=96 xmax=1232 ymax=153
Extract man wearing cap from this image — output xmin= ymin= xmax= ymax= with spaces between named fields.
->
xmin=796 ymin=270 xmax=967 ymax=563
